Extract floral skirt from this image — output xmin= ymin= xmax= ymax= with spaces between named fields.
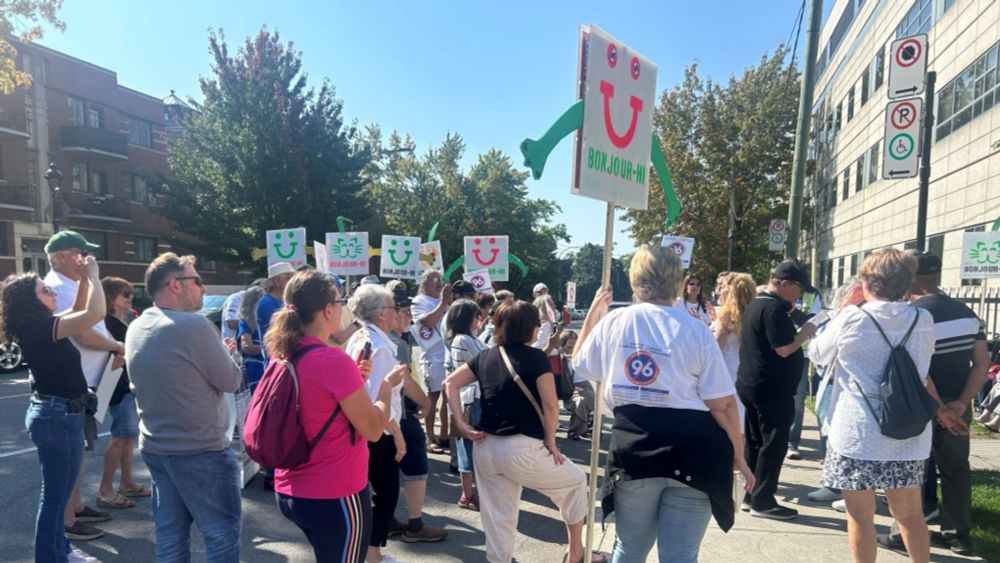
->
xmin=820 ymin=447 xmax=926 ymax=491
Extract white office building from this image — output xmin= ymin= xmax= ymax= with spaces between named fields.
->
xmin=806 ymin=0 xmax=999 ymax=327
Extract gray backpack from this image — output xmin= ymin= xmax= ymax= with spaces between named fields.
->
xmin=855 ymin=308 xmax=938 ymax=440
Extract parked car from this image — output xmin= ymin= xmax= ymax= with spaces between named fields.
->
xmin=0 ymin=341 xmax=25 ymax=373
xmin=198 ymin=294 xmax=229 ymax=330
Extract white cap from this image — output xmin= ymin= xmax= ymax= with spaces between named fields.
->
xmin=533 ymin=282 xmax=548 ymax=294
xmin=268 ymin=262 xmax=295 ymax=279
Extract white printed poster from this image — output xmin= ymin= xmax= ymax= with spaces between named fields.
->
xmin=326 ymin=232 xmax=370 ymax=276
xmin=380 ymin=235 xmax=422 ymax=280
xmin=463 ymin=269 xmax=494 ymax=294
xmin=661 ymin=235 xmax=695 ymax=269
xmin=463 ymin=235 xmax=510 ymax=281
xmin=266 ymin=227 xmax=307 ymax=269
xmin=420 ymin=241 xmax=444 ymax=272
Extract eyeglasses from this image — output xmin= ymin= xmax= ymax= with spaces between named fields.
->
xmin=121 ymin=290 xmax=134 ymax=298
xmin=331 ymin=297 xmax=349 ymax=306
xmin=173 ymin=276 xmax=204 ymax=287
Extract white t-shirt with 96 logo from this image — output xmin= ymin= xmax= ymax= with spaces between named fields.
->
xmin=572 ymin=302 xmax=735 ymax=412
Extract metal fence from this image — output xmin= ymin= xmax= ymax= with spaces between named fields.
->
xmin=943 ymin=285 xmax=1000 ymax=339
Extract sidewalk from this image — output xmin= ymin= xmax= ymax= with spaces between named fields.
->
xmin=592 ymin=410 xmax=996 ymax=562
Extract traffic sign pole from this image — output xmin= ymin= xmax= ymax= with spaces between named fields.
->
xmin=915 ymin=71 xmax=936 ymax=251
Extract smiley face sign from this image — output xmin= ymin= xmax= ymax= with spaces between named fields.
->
xmin=380 ymin=235 xmax=421 ymax=280
xmin=326 ymin=232 xmax=370 ymax=276
xmin=266 ymin=227 xmax=307 ymax=269
xmin=574 ymin=25 xmax=657 ymax=210
xmin=464 ymin=236 xmax=510 ymax=281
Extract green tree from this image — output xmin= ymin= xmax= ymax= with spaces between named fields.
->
xmin=160 ymin=28 xmax=370 ymax=266
xmin=0 ymin=0 xmax=64 ymax=94
xmin=624 ymin=47 xmax=800 ymax=286
xmin=363 ymin=129 xmax=568 ymax=297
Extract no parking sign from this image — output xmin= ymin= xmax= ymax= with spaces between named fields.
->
xmin=768 ymin=219 xmax=787 ymax=252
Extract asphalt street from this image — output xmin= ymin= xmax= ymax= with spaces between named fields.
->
xmin=0 ymin=337 xmax=605 ymax=563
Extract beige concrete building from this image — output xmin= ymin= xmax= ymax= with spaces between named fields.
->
xmin=806 ymin=0 xmax=999 ymax=327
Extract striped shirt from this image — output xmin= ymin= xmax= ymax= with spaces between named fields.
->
xmin=912 ymin=292 xmax=986 ymax=401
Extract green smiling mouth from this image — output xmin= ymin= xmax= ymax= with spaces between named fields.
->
xmin=274 ymin=242 xmax=298 ymax=259
xmin=388 ymin=249 xmax=412 ymax=265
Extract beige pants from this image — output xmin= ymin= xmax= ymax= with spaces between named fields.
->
xmin=474 ymin=433 xmax=588 ymax=563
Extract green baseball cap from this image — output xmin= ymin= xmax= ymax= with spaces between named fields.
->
xmin=44 ymin=230 xmax=101 ymax=253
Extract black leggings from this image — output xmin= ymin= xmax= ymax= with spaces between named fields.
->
xmin=368 ymin=433 xmax=400 ymax=547
xmin=277 ymin=488 xmax=371 ymax=563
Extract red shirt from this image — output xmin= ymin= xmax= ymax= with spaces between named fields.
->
xmin=274 ymin=337 xmax=367 ymax=499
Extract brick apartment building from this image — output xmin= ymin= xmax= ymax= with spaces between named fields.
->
xmin=0 ymin=41 xmax=244 ymax=300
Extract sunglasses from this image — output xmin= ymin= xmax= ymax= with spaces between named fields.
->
xmin=173 ymin=276 xmax=204 ymax=287
xmin=687 ymin=282 xmax=701 ymax=286
xmin=121 ymin=290 xmax=134 ymax=298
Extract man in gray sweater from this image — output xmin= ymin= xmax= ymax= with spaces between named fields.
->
xmin=126 ymin=252 xmax=243 ymax=562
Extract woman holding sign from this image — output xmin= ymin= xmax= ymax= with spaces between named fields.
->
xmin=573 ymin=245 xmax=753 ymax=563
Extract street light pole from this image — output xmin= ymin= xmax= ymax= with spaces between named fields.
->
xmin=44 ymin=163 xmax=63 ymax=233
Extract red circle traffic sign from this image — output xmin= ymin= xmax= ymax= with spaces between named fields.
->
xmin=891 ymin=101 xmax=917 ymax=129
xmin=895 ymin=39 xmax=922 ymax=68
xmin=770 ymin=220 xmax=786 ymax=232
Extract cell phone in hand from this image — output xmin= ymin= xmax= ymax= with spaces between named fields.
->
xmin=362 ymin=341 xmax=373 ymax=361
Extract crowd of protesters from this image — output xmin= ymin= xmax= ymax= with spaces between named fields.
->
xmin=0 ymin=229 xmax=993 ymax=563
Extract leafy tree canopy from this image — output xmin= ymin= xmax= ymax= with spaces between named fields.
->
xmin=0 ymin=0 xmax=64 ymax=94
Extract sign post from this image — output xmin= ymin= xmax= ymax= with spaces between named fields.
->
xmin=768 ymin=219 xmax=787 ymax=252
xmin=881 ymin=98 xmax=922 ymax=179
xmin=566 ymin=281 xmax=577 ymax=310
xmin=887 ymin=34 xmax=927 ymax=99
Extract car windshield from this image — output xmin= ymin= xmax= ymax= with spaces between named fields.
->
xmin=199 ymin=294 xmax=228 ymax=313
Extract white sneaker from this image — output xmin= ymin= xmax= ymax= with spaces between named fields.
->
xmin=786 ymin=447 xmax=802 ymax=460
xmin=68 ymin=547 xmax=100 ymax=563
xmin=807 ymin=487 xmax=842 ymax=502
xmin=832 ymin=499 xmax=846 ymax=513
xmin=381 ymin=556 xmax=406 ymax=563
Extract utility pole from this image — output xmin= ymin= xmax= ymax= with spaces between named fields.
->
xmin=785 ymin=0 xmax=824 ymax=259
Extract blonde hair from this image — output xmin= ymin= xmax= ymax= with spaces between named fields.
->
xmin=629 ymin=244 xmax=683 ymax=303
xmin=717 ymin=273 xmax=756 ymax=334
xmin=860 ymin=248 xmax=916 ymax=301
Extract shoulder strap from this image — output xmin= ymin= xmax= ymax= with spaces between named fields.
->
xmin=498 ymin=346 xmax=545 ymax=425
xmin=283 ymin=343 xmax=354 ymax=448
xmin=900 ymin=309 xmax=920 ymax=346
xmin=858 ymin=308 xmax=891 ymax=346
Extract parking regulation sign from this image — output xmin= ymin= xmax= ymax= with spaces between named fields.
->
xmin=768 ymin=219 xmax=787 ymax=252
xmin=888 ymin=34 xmax=927 ymax=99
xmin=882 ymin=98 xmax=922 ymax=179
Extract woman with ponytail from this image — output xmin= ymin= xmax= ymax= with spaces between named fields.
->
xmin=266 ymin=270 xmax=403 ymax=563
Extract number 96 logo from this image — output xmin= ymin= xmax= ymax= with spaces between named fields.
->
xmin=624 ymin=351 xmax=660 ymax=386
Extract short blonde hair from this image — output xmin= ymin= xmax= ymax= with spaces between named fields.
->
xmin=629 ymin=244 xmax=683 ymax=303
xmin=859 ymin=248 xmax=916 ymax=301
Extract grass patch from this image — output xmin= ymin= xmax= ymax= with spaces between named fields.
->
xmin=971 ymin=418 xmax=999 ymax=439
xmin=971 ymin=469 xmax=1000 ymax=561
xmin=805 ymin=395 xmax=816 ymax=415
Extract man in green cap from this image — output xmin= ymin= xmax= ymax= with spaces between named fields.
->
xmin=43 ymin=230 xmax=126 ymax=543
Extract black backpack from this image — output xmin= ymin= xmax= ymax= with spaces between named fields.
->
xmin=855 ymin=308 xmax=938 ymax=440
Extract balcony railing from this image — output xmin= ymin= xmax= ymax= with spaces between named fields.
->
xmin=60 ymin=126 xmax=129 ymax=160
xmin=0 ymin=184 xmax=35 ymax=208
xmin=62 ymin=191 xmax=131 ymax=221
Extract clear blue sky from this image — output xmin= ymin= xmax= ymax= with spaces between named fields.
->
xmin=39 ymin=0 xmax=822 ymax=256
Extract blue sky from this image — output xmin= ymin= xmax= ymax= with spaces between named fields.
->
xmin=38 ymin=0 xmax=820 ymax=255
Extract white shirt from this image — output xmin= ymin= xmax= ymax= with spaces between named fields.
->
xmin=673 ymin=298 xmax=712 ymax=326
xmin=573 ymin=302 xmax=735 ymax=411
xmin=220 ymin=291 xmax=243 ymax=340
xmin=451 ymin=333 xmax=486 ymax=405
xmin=346 ymin=323 xmax=402 ymax=433
xmin=810 ymin=301 xmax=935 ymax=461
xmin=411 ymin=294 xmax=445 ymax=363
xmin=44 ymin=270 xmax=113 ymax=387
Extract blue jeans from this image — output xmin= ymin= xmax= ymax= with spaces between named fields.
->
xmin=612 ymin=477 xmax=712 ymax=563
xmin=789 ymin=364 xmax=809 ymax=448
xmin=142 ymin=449 xmax=242 ymax=563
xmin=456 ymin=398 xmax=481 ymax=473
xmin=26 ymin=398 xmax=84 ymax=563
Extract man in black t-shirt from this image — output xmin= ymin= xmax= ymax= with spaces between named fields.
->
xmin=736 ymin=260 xmax=817 ymax=520
xmin=881 ymin=251 xmax=989 ymax=556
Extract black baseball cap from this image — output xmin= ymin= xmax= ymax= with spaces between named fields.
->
xmin=907 ymin=250 xmax=942 ymax=276
xmin=451 ymin=280 xmax=477 ymax=297
xmin=772 ymin=259 xmax=816 ymax=293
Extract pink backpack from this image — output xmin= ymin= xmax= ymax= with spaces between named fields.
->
xmin=242 ymin=344 xmax=353 ymax=469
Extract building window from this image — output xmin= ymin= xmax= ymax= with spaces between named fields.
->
xmin=824 ymin=259 xmax=834 ymax=289
xmin=873 ymin=46 xmax=885 ymax=90
xmin=136 ymin=237 xmax=156 ymax=263
xmin=850 ymin=254 xmax=858 ymax=276
xmin=75 ymin=231 xmax=107 ymax=260
xmin=847 ymin=86 xmax=855 ymax=121
xmin=131 ymin=175 xmax=149 ymax=203
xmin=855 ymin=155 xmax=864 ymax=192
xmin=935 ymin=41 xmax=998 ymax=142
xmin=71 ymin=162 xmax=90 ymax=192
xmin=842 ymin=167 xmax=850 ymax=201
xmin=867 ymin=141 xmax=880 ymax=186
xmin=88 ymin=107 xmax=103 ymax=129
xmin=90 ymin=170 xmax=106 ymax=195
xmin=127 ymin=118 xmax=152 ymax=148
xmin=896 ymin=0 xmax=933 ymax=39
xmin=68 ymin=97 xmax=85 ymax=126
xmin=834 ymin=102 xmax=842 ymax=136
xmin=838 ymin=257 xmax=846 ymax=286
xmin=829 ymin=177 xmax=838 ymax=208
xmin=928 ymin=234 xmax=944 ymax=259
xmin=861 ymin=71 xmax=870 ymax=106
